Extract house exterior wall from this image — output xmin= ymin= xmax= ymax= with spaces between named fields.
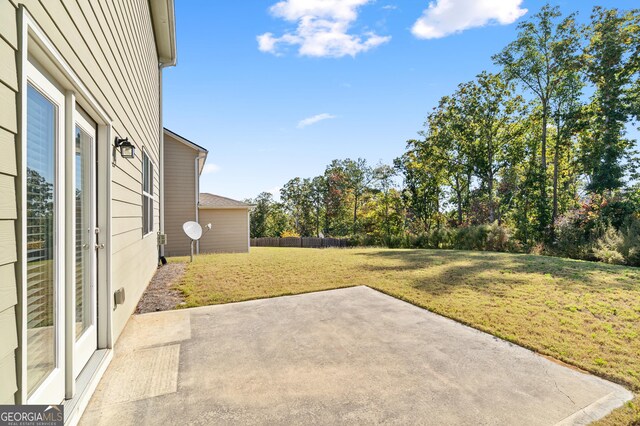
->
xmin=0 ymin=0 xmax=162 ymax=403
xmin=163 ymin=133 xmax=197 ymax=257
xmin=198 ymin=209 xmax=250 ymax=254
xmin=0 ymin=0 xmax=22 ymax=405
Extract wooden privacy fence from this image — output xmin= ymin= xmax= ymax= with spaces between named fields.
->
xmin=251 ymin=237 xmax=348 ymax=248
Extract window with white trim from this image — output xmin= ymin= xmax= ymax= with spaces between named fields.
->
xmin=142 ymin=150 xmax=154 ymax=235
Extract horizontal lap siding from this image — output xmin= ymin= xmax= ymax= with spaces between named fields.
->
xmin=111 ymin=232 xmax=158 ymax=336
xmin=17 ymin=0 xmax=161 ymax=344
xmin=163 ymin=135 xmax=197 ymax=257
xmin=0 ymin=0 xmax=19 ymax=404
xmin=0 ymin=352 xmax=17 ymax=404
xmin=198 ymin=209 xmax=250 ymax=254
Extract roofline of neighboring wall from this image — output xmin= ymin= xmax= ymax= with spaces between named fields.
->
xmin=199 ymin=206 xmax=255 ymax=209
xmin=163 ymin=128 xmax=208 ymax=153
xmin=163 ymin=128 xmax=208 ymax=175
xmin=150 ymin=0 xmax=177 ymax=66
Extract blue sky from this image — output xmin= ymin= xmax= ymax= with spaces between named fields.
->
xmin=163 ymin=0 xmax=636 ymax=202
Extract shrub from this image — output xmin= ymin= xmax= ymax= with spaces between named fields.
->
xmin=486 ymin=222 xmax=511 ymax=252
xmin=554 ymin=208 xmax=595 ymax=260
xmin=346 ymin=235 xmax=362 ymax=247
xmin=529 ymin=242 xmax=546 ymax=256
xmin=383 ymin=234 xmax=405 ymax=249
xmin=280 ymin=230 xmax=300 ymax=238
xmin=431 ymin=226 xmax=454 ymax=249
xmin=362 ymin=234 xmax=380 ymax=247
xmin=414 ymin=232 xmax=430 ymax=249
xmin=593 ymin=226 xmax=626 ymax=265
xmin=620 ymin=215 xmax=640 ymax=266
xmin=347 ymin=234 xmax=381 ymax=247
xmin=454 ymin=225 xmax=490 ymax=251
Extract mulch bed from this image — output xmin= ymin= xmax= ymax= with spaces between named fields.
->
xmin=135 ymin=262 xmax=187 ymax=314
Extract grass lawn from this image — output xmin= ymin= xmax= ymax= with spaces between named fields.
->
xmin=173 ymin=247 xmax=640 ymax=425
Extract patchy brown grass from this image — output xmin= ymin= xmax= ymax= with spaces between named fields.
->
xmin=174 ymin=247 xmax=640 ymax=424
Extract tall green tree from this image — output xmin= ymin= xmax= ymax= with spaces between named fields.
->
xmin=309 ymin=176 xmax=326 ymax=237
xmin=461 ymin=72 xmax=528 ymax=223
xmin=426 ymin=95 xmax=473 ymax=226
xmin=581 ymin=7 xmax=640 ymax=193
xmin=326 ymin=158 xmax=375 ymax=234
xmin=494 ymin=4 xmax=581 ymax=234
xmin=395 ymin=143 xmax=446 ymax=232
xmin=345 ymin=158 xmax=375 ymax=234
xmin=265 ymin=202 xmax=289 ymax=237
xmin=373 ymin=163 xmax=398 ymax=240
xmin=281 ymin=177 xmax=314 ymax=236
xmin=549 ymin=68 xmax=583 ymax=224
xmin=248 ymin=192 xmax=274 ymax=238
xmin=324 ymin=160 xmax=351 ymax=235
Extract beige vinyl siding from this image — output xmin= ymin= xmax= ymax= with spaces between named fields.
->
xmin=0 ymin=0 xmax=19 ymax=404
xmin=0 ymin=264 xmax=18 ymax=312
xmin=0 ymin=263 xmax=18 ymax=404
xmin=11 ymin=0 xmax=161 ymax=348
xmin=0 ymin=352 xmax=17 ymax=404
xmin=198 ymin=209 xmax=250 ymax=254
xmin=0 ymin=1 xmax=18 ymax=49
xmin=0 ymin=82 xmax=17 ymax=133
xmin=0 ymin=129 xmax=17 ymax=175
xmin=0 ymin=308 xmax=18 ymax=369
xmin=163 ymin=134 xmax=197 ymax=257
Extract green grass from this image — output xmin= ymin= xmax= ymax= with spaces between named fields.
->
xmin=173 ymin=247 xmax=640 ymax=424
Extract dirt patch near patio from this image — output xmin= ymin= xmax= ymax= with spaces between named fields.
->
xmin=136 ymin=263 xmax=187 ymax=314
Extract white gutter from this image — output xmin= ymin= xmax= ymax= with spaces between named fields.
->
xmin=198 ymin=206 xmax=254 ymax=210
xmin=158 ymin=61 xmax=174 ymax=258
xmin=155 ymin=0 xmax=177 ymax=259
xmin=194 ymin=152 xmax=206 ymax=254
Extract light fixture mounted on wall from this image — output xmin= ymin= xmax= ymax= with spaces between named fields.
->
xmin=112 ymin=137 xmax=135 ymax=165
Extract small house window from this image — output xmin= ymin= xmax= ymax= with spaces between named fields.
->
xmin=142 ymin=150 xmax=154 ymax=235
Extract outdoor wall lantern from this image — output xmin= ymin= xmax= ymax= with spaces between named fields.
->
xmin=114 ymin=137 xmax=135 ymax=159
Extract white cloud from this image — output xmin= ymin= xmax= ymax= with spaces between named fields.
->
xmin=411 ymin=0 xmax=527 ymax=39
xmin=382 ymin=5 xmax=398 ymax=10
xmin=257 ymin=0 xmax=391 ymax=58
xmin=297 ymin=113 xmax=336 ymax=129
xmin=257 ymin=33 xmax=279 ymax=53
xmin=202 ymin=163 xmax=220 ymax=174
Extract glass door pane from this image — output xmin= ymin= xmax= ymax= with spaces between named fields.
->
xmin=75 ymin=126 xmax=93 ymax=338
xmin=26 ymin=84 xmax=57 ymax=395
xmin=73 ymin=109 xmax=98 ymax=380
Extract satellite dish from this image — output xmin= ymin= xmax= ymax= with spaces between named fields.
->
xmin=183 ymin=221 xmax=203 ymax=240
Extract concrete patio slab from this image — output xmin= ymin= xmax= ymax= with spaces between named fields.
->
xmin=80 ymin=286 xmax=632 ymax=425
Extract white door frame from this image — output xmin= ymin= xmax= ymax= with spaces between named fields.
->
xmin=23 ymin=60 xmax=67 ymax=406
xmin=70 ymin=108 xmax=99 ymax=381
xmin=19 ymin=6 xmax=114 ymax=405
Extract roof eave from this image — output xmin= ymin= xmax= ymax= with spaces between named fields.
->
xmin=164 ymin=128 xmax=208 ymax=153
xmin=150 ymin=0 xmax=177 ymax=67
xmin=199 ymin=205 xmax=255 ymax=211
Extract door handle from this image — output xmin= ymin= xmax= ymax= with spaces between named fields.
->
xmin=95 ymin=243 xmax=105 ymax=250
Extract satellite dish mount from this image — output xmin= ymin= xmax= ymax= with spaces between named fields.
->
xmin=183 ymin=221 xmax=212 ymax=262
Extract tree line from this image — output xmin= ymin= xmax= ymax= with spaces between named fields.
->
xmin=247 ymin=5 xmax=640 ymax=266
